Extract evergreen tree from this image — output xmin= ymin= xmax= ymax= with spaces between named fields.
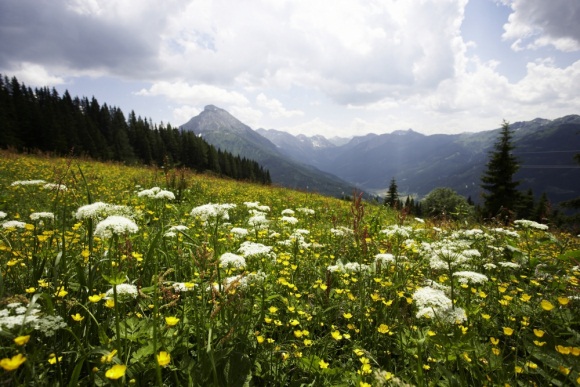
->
xmin=481 ymin=120 xmax=520 ymax=221
xmin=384 ymin=178 xmax=399 ymax=208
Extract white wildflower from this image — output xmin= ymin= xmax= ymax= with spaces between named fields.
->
xmin=248 ymin=213 xmax=269 ymax=229
xmin=330 ymin=227 xmax=353 ymax=236
xmin=30 ymin=212 xmax=55 ymax=221
xmin=492 ymin=228 xmax=520 ymax=238
xmin=453 ymin=271 xmax=488 ymax=284
xmin=191 ymin=203 xmax=236 ymax=223
xmin=244 ymin=202 xmax=270 ymax=212
xmin=219 ymin=253 xmax=246 ymax=268
xmin=230 ymin=227 xmax=249 ymax=238
xmin=75 ymin=202 xmax=133 ymax=221
xmin=172 ymin=282 xmax=195 ymax=292
xmin=381 ymin=225 xmax=413 ymax=238
xmin=414 ymin=217 xmax=425 ymax=223
xmin=281 ymin=216 xmax=298 ymax=225
xmin=238 ymin=241 xmax=272 ymax=257
xmin=164 ymin=225 xmax=188 ymax=238
xmin=11 ymin=179 xmax=46 ymax=186
xmin=2 ymin=220 xmax=27 ymax=229
xmin=0 ymin=211 xmax=6 ymax=219
xmin=43 ymin=183 xmax=67 ymax=191
xmin=105 ymin=284 xmax=139 ymax=301
xmin=483 ymin=263 xmax=497 ymax=270
xmin=498 ymin=261 xmax=520 ymax=269
xmin=281 ymin=209 xmax=295 ymax=216
xmin=296 ymin=208 xmax=315 ymax=215
xmin=374 ymin=253 xmax=396 ymax=265
xmin=514 ymin=219 xmax=549 ymax=231
xmin=94 ymin=216 xmax=139 ymax=239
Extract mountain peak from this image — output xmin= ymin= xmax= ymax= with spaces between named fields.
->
xmin=204 ymin=104 xmax=223 ymax=112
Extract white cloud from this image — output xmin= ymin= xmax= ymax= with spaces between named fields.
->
xmin=256 ymin=93 xmax=304 ymax=118
xmin=8 ymin=62 xmax=65 ymax=86
xmin=502 ymin=0 xmax=580 ymax=52
xmin=172 ymin=105 xmax=201 ymax=126
xmin=137 ymin=81 xmax=249 ymax=107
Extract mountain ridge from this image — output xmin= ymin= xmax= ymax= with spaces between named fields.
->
xmin=180 ymin=106 xmax=360 ymax=197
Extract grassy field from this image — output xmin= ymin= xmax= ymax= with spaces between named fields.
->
xmin=0 ymin=150 xmax=579 ymax=386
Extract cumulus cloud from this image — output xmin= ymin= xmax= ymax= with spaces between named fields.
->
xmin=502 ymin=0 xmax=580 ymax=52
xmin=256 ymin=93 xmax=303 ymax=118
xmin=137 ymin=81 xmax=249 ymax=106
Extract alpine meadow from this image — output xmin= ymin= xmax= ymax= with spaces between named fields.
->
xmin=0 ymin=151 xmax=579 ymax=386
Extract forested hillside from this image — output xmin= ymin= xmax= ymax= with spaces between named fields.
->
xmin=0 ymin=75 xmax=270 ymax=184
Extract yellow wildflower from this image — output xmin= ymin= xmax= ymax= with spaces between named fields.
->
xmin=377 ymin=324 xmax=389 ymax=334
xmin=165 ymin=316 xmax=179 ymax=326
xmin=157 ymin=351 xmax=171 ymax=367
xmin=48 ymin=353 xmax=62 ymax=365
xmin=503 ymin=327 xmax=514 ymax=336
xmin=88 ymin=294 xmax=103 ymax=303
xmin=540 ymin=300 xmax=554 ymax=311
xmin=0 ymin=354 xmax=26 ymax=371
xmin=319 ymin=359 xmax=329 ymax=369
xmin=105 ymin=364 xmax=126 ymax=380
xmin=13 ymin=335 xmax=30 ymax=346
xmin=71 ymin=313 xmax=84 ymax=322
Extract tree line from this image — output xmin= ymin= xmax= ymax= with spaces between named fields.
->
xmin=385 ymin=120 xmax=579 ymax=227
xmin=0 ymin=75 xmax=271 ymax=184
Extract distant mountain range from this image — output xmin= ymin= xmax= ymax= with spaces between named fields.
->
xmin=180 ymin=106 xmax=358 ymax=197
xmin=181 ymin=106 xmax=580 ymax=205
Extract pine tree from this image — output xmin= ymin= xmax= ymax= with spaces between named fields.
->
xmin=481 ymin=120 xmax=520 ymax=221
xmin=384 ymin=178 xmax=399 ymax=208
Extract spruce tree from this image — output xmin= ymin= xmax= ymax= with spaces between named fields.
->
xmin=384 ymin=178 xmax=399 ymax=208
xmin=481 ymin=120 xmax=520 ymax=220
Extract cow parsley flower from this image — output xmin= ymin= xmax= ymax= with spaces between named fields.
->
xmin=230 ymin=227 xmax=249 ymax=238
xmin=330 ymin=227 xmax=353 ymax=236
xmin=514 ymin=219 xmax=549 ymax=231
xmin=1 ymin=220 xmax=27 ymax=229
xmin=248 ymin=214 xmax=269 ymax=229
xmin=30 ymin=212 xmax=55 ymax=221
xmin=75 ymin=202 xmax=134 ymax=221
xmin=11 ymin=180 xmax=46 ymax=186
xmin=374 ymin=253 xmax=396 ymax=265
xmin=281 ymin=216 xmax=298 ymax=225
xmin=219 ymin=253 xmax=246 ymax=268
xmin=0 ymin=211 xmax=7 ymax=219
xmin=244 ymin=202 xmax=270 ymax=212
xmin=381 ymin=225 xmax=413 ymax=238
xmin=238 ymin=241 xmax=272 ymax=257
xmin=138 ymin=187 xmax=175 ymax=200
xmin=164 ymin=225 xmax=188 ymax=237
xmin=94 ymin=216 xmax=139 ymax=239
xmin=105 ymin=284 xmax=139 ymax=301
xmin=281 ymin=209 xmax=295 ymax=216
xmin=191 ymin=203 xmax=236 ymax=224
xmin=327 ymin=260 xmax=370 ymax=273
xmin=296 ymin=207 xmax=315 ymax=215
xmin=453 ymin=271 xmax=488 ymax=284
xmin=498 ymin=261 xmax=520 ymax=269
xmin=43 ymin=183 xmax=67 ymax=191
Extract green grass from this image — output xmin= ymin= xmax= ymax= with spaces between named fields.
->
xmin=0 ymin=150 xmax=579 ymax=386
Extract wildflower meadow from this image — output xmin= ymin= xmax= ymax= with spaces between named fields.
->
xmin=0 ymin=150 xmax=579 ymax=386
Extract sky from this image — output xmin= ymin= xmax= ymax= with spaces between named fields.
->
xmin=1 ymin=0 xmax=579 ymax=138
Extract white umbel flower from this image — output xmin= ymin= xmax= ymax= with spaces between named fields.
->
xmin=219 ymin=253 xmax=246 ymax=268
xmin=94 ymin=216 xmax=139 ymax=239
xmin=30 ymin=212 xmax=55 ymax=221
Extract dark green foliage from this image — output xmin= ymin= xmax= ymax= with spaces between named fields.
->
xmin=0 ymin=75 xmax=270 ymax=184
xmin=481 ymin=120 xmax=521 ymax=220
xmin=422 ymin=187 xmax=472 ymax=220
xmin=384 ymin=177 xmax=399 ymax=208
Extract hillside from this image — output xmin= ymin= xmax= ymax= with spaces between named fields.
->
xmin=260 ymin=116 xmax=580 ymax=204
xmin=180 ymin=105 xmax=359 ymax=197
